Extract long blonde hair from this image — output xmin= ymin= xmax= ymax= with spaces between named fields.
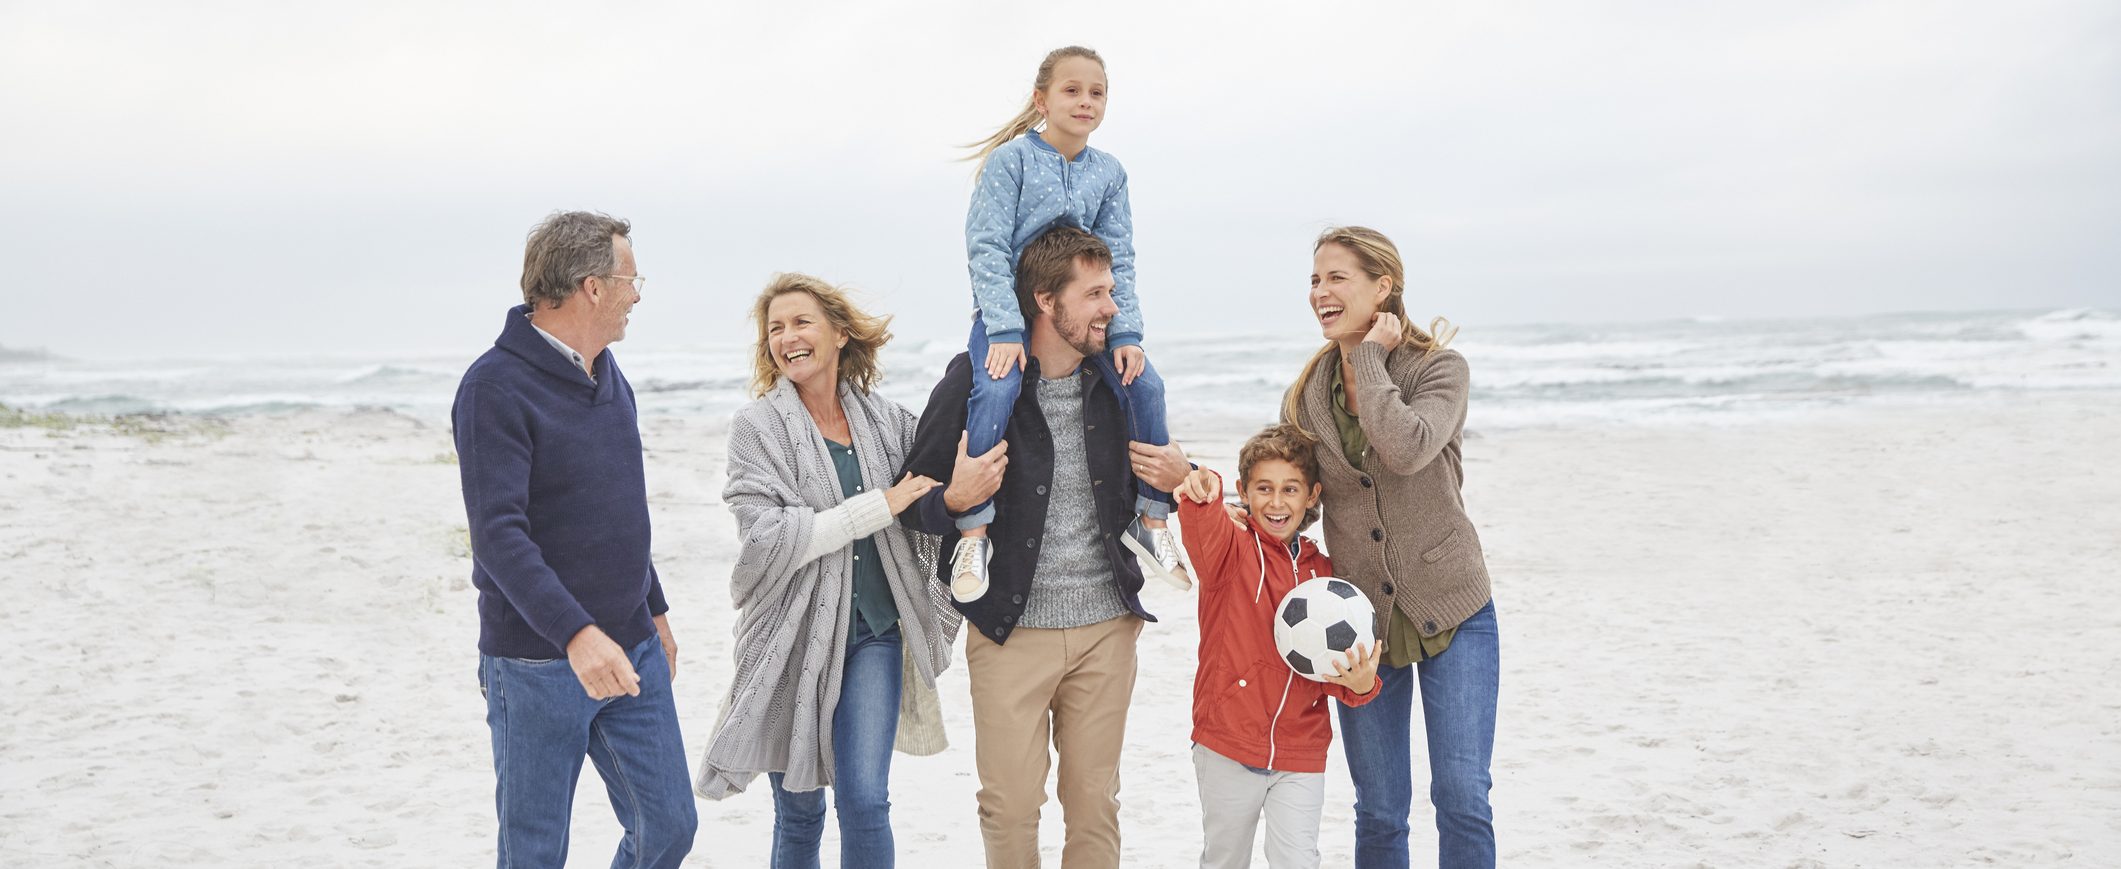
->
xmin=747 ymin=273 xmax=894 ymax=398
xmin=1282 ymin=226 xmax=1457 ymax=432
xmin=963 ymin=46 xmax=1106 ymax=171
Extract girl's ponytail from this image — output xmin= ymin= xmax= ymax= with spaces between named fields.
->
xmin=963 ymin=45 xmax=1105 ymax=172
xmin=964 ymin=100 xmax=1044 ymax=171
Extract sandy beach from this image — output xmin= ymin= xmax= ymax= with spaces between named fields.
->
xmin=2 ymin=393 xmax=2117 ymax=867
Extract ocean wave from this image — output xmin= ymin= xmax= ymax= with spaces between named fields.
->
xmin=1458 ymin=340 xmax=1702 ymax=362
xmin=335 ymin=364 xmax=456 ymax=385
xmin=8 ymin=307 xmax=2115 ymax=429
xmin=2017 ymin=308 xmax=2121 ymax=343
xmin=633 ymin=377 xmax=750 ymax=394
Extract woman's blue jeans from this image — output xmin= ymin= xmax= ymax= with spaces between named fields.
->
xmin=1335 ymin=600 xmax=1500 ymax=869
xmin=767 ymin=620 xmax=903 ymax=869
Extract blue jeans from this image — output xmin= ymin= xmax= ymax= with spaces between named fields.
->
xmin=1336 ymin=600 xmax=1499 ymax=869
xmin=767 ymin=620 xmax=903 ymax=869
xmin=479 ymin=633 xmax=697 ymax=869
xmin=963 ymin=313 xmax=1173 ymax=528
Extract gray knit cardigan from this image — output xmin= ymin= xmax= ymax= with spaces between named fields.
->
xmin=695 ymin=379 xmax=960 ymax=798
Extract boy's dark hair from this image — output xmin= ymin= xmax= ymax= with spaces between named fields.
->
xmin=1013 ymin=224 xmax=1113 ymax=321
xmin=1236 ymin=423 xmax=1324 ymax=533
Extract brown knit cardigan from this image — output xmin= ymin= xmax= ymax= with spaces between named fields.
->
xmin=1287 ymin=342 xmax=1492 ymax=640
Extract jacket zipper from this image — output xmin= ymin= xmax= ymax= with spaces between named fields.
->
xmin=1268 ymin=673 xmax=1292 ymax=769
xmin=1265 ymin=540 xmax=1306 ymax=770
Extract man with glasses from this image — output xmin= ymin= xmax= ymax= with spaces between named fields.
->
xmin=452 ymin=210 xmax=695 ymax=867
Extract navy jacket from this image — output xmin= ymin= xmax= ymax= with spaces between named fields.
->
xmin=898 ymin=352 xmax=1155 ymax=644
xmin=452 ymin=305 xmax=667 ymax=659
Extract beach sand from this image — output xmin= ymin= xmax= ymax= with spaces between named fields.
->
xmin=2 ymin=395 xmax=2116 ymax=866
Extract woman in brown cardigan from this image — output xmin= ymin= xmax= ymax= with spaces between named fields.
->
xmin=1283 ymin=226 xmax=1499 ymax=869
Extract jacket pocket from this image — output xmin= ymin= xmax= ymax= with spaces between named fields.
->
xmin=1198 ymin=665 xmax=1254 ymax=734
xmin=1421 ymin=527 xmax=1461 ymax=564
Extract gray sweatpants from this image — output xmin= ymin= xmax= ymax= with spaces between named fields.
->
xmin=1192 ymin=743 xmax=1325 ymax=869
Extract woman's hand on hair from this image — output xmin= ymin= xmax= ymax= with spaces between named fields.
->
xmin=985 ymin=342 xmax=1026 ymax=380
xmin=885 ymin=472 xmax=942 ymax=515
xmin=1363 ymin=312 xmax=1405 ymax=353
xmin=1176 ymin=468 xmax=1219 ymax=505
xmin=1112 ymin=345 xmax=1146 ymax=386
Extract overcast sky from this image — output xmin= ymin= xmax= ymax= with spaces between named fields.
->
xmin=3 ymin=0 xmax=2116 ymax=359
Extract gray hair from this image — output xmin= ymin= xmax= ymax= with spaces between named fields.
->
xmin=520 ymin=211 xmax=632 ymax=308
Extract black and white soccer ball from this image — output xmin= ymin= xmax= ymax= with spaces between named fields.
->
xmin=1272 ymin=577 xmax=1377 ymax=682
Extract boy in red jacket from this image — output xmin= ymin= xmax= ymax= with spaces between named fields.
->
xmin=1176 ymin=423 xmax=1382 ymax=869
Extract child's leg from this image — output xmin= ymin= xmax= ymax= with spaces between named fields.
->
xmin=1091 ymin=349 xmax=1174 ymax=520
xmin=1192 ymin=743 xmax=1271 ymax=869
xmin=1260 ymin=770 xmax=1326 ymax=869
xmin=960 ymin=314 xmax=1020 ymax=532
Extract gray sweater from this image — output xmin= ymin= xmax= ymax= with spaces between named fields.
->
xmin=1018 ymin=372 xmax=1129 ymax=629
xmin=696 ymin=379 xmax=961 ymax=798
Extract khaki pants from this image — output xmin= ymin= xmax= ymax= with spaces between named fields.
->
xmin=966 ymin=615 xmax=1142 ymax=869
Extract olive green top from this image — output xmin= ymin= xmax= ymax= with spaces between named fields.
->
xmin=825 ymin=437 xmax=898 ymax=640
xmin=1331 ymin=367 xmax=1456 ymax=667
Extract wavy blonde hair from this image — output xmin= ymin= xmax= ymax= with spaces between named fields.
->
xmin=1282 ymin=226 xmax=1457 ymax=433
xmin=963 ymin=45 xmax=1106 ymax=171
xmin=748 ymin=273 xmax=894 ymax=398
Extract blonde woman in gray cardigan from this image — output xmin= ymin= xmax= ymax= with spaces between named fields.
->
xmin=1283 ymin=227 xmax=1500 ymax=869
xmin=696 ymin=274 xmax=965 ymax=869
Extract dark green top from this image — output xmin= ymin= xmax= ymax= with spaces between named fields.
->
xmin=826 ymin=437 xmax=898 ymax=639
xmin=1330 ymin=367 xmax=1456 ymax=667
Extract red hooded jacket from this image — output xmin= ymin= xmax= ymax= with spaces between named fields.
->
xmin=1180 ymin=470 xmax=1376 ymax=774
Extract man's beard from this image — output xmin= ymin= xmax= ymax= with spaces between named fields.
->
xmin=1051 ymin=298 xmax=1108 ymax=358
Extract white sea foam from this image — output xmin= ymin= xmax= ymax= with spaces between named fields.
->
xmin=4 ymin=308 xmax=2115 ymax=430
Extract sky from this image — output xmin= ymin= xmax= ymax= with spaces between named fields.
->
xmin=2 ymin=0 xmax=2117 ymax=360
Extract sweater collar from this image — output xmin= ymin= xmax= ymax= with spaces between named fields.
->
xmin=1026 ymin=129 xmax=1092 ymax=163
xmin=495 ymin=304 xmax=615 ymax=403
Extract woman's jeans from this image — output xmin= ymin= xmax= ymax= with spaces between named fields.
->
xmin=961 ymin=313 xmax=1172 ymax=529
xmin=767 ymin=620 xmax=903 ymax=869
xmin=1335 ymin=600 xmax=1500 ymax=869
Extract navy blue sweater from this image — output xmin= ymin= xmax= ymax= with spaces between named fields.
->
xmin=452 ymin=305 xmax=668 ymax=659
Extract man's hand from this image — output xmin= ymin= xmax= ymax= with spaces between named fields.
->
xmin=1176 ymin=468 xmax=1219 ymax=505
xmin=943 ymin=433 xmax=1009 ymax=513
xmin=886 ymin=472 xmax=942 ymax=515
xmin=1362 ymin=312 xmax=1405 ymax=354
xmin=1223 ymin=502 xmax=1249 ymax=528
xmin=1112 ymin=345 xmax=1147 ymax=386
xmin=985 ymin=342 xmax=1027 ymax=380
xmin=652 ymin=613 xmax=677 ymax=683
xmin=566 ymin=625 xmax=641 ymax=700
xmin=1128 ymin=440 xmax=1189 ymax=493
xmin=1321 ymin=640 xmax=1385 ymax=696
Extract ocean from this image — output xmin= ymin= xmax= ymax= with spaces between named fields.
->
xmin=4 ymin=307 xmax=2116 ymax=435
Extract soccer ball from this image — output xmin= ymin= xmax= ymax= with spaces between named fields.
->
xmin=1272 ymin=577 xmax=1377 ymax=682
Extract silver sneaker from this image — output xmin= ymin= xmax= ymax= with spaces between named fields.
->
xmin=949 ymin=536 xmax=992 ymax=603
xmin=1122 ymin=521 xmax=1193 ymax=591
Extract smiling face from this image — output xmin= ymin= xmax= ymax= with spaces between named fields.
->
xmin=763 ymin=290 xmax=845 ymax=390
xmin=1038 ymin=255 xmax=1119 ymax=358
xmin=1032 ymin=55 xmax=1107 ymax=142
xmin=1309 ymin=241 xmax=1392 ymax=342
xmin=1243 ymin=458 xmax=1321 ymax=543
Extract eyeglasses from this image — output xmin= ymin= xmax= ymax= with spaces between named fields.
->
xmin=602 ymin=274 xmax=647 ymax=291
